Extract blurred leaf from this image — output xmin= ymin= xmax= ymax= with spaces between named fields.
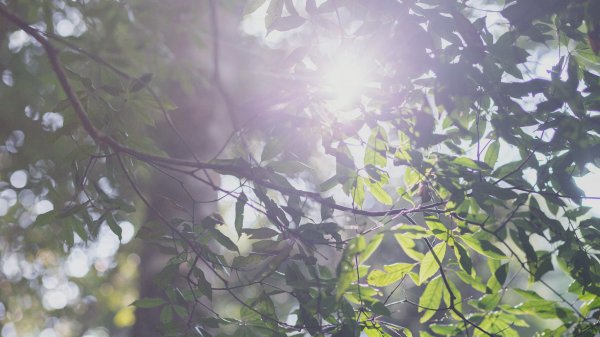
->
xmin=265 ymin=0 xmax=284 ymax=30
xmin=131 ymin=298 xmax=165 ymax=308
xmin=160 ymin=306 xmax=173 ymax=323
xmin=269 ymin=15 xmax=305 ymax=32
xmin=244 ymin=0 xmax=268 ymax=15
xmin=130 ymin=73 xmax=153 ymax=92
xmin=106 ymin=214 xmax=122 ymax=241
xmin=235 ymin=192 xmax=248 ymax=237
xmin=243 ymin=227 xmax=279 ymax=239
xmin=208 ymin=227 xmax=239 ymax=252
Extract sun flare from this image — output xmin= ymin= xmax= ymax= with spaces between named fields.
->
xmin=321 ymin=54 xmax=369 ymax=110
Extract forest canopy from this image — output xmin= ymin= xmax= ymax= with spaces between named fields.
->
xmin=1 ymin=0 xmax=600 ymax=337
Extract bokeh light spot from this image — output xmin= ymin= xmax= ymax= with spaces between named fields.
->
xmin=321 ymin=54 xmax=368 ymax=107
xmin=34 ymin=200 xmax=54 ymax=215
xmin=43 ymin=290 xmax=68 ymax=310
xmin=119 ymin=221 xmax=135 ymax=244
xmin=10 ymin=170 xmax=27 ymax=189
xmin=113 ymin=306 xmax=135 ymax=327
xmin=66 ymin=248 xmax=90 ymax=278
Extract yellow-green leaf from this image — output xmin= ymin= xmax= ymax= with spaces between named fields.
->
xmin=419 ymin=242 xmax=446 ymax=284
xmin=367 ymin=263 xmax=414 ymax=287
xmin=368 ymin=181 xmax=393 ymax=205
xmin=460 ymin=235 xmax=506 ymax=260
xmin=359 ymin=233 xmax=384 ymax=265
xmin=484 ymin=140 xmax=500 ymax=168
xmin=395 ymin=235 xmax=424 ymax=261
xmin=418 ymin=276 xmax=444 ymax=323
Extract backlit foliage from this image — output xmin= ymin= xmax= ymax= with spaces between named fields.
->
xmin=1 ymin=1 xmax=600 ymax=336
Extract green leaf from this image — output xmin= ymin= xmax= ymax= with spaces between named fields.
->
xmin=321 ymin=197 xmax=334 ymax=220
xmin=63 ymin=221 xmax=75 ymax=248
xmin=200 ymin=213 xmax=225 ymax=228
xmin=460 ymin=235 xmax=506 ymax=260
xmin=336 ymin=236 xmax=366 ymax=299
xmin=419 ymin=242 xmax=446 ymax=284
xmin=442 ymin=277 xmax=461 ymax=311
xmin=209 ymin=228 xmax=239 ymax=252
xmin=232 ymin=254 xmax=264 ymax=270
xmin=265 ymin=0 xmax=284 ymax=30
xmin=484 ymin=140 xmax=500 ymax=168
xmin=512 ymin=228 xmax=537 ymax=266
xmin=477 ymin=293 xmax=501 ymax=311
xmin=160 ymin=305 xmax=173 ymax=323
xmin=268 ymin=160 xmax=311 ymax=174
xmin=359 ymin=233 xmax=384 ymax=265
xmin=131 ymin=297 xmax=165 ymax=308
xmin=453 ymin=157 xmax=488 ymax=170
xmin=517 ymin=300 xmax=576 ymax=322
xmin=130 ymin=73 xmax=153 ymax=92
xmin=173 ymin=305 xmax=187 ymax=319
xmin=111 ymin=198 xmax=136 ymax=213
xmin=269 ymin=16 xmax=306 ymax=32
xmin=285 ymin=262 xmax=306 ymax=287
xmin=367 ymin=263 xmax=414 ymax=287
xmin=472 ymin=181 xmax=518 ymax=200
xmin=395 ymin=235 xmax=424 ymax=261
xmin=364 ymin=126 xmax=388 ymax=168
xmin=71 ymin=220 xmax=88 ymax=242
xmin=235 ymin=192 xmax=248 ymax=237
xmin=513 ymin=288 xmax=544 ymax=301
xmin=320 ymin=175 xmax=338 ymax=192
xmin=241 ymin=291 xmax=277 ymax=322
xmin=453 ymin=242 xmax=472 ymax=275
xmin=371 ymin=301 xmax=391 ymax=317
xmin=393 ymin=224 xmax=429 ymax=239
xmin=352 ymin=176 xmax=366 ymax=207
xmin=106 ymin=214 xmax=122 ymax=241
xmin=244 ymin=0 xmax=268 ymax=15
xmin=418 ymin=276 xmax=444 ymax=323
xmin=59 ymin=201 xmax=90 ymax=218
xmin=425 ymin=217 xmax=448 ymax=240
xmin=493 ymin=262 xmax=509 ymax=286
xmin=367 ymin=181 xmax=393 ymax=205
xmin=193 ymin=268 xmax=212 ymax=300
xmin=456 ymin=270 xmax=487 ymax=293
xmin=364 ymin=327 xmax=386 ymax=337
xmin=430 ymin=324 xmax=461 ymax=335
xmin=403 ymin=167 xmax=421 ymax=188
xmin=243 ymin=227 xmax=279 ymax=239
xmin=261 ymin=137 xmax=286 ymax=161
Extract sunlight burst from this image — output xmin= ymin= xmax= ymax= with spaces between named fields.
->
xmin=321 ymin=54 xmax=369 ymax=110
